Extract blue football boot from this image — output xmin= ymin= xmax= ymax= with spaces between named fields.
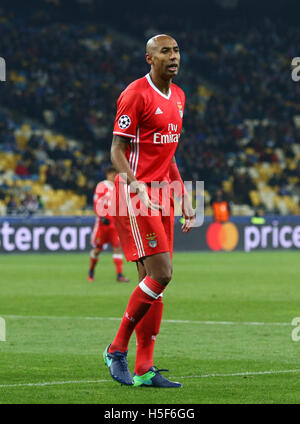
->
xmin=133 ymin=366 xmax=182 ymax=388
xmin=103 ymin=344 xmax=133 ymax=386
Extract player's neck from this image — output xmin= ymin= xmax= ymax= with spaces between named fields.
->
xmin=149 ymin=71 xmax=171 ymax=95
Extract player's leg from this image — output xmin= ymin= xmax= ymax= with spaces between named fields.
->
xmin=88 ymin=246 xmax=102 ymax=282
xmin=141 ymin=251 xmax=172 ymax=285
xmin=88 ymin=221 xmax=108 ymax=282
xmin=103 ymin=183 xmax=173 ymax=385
xmin=131 ymin=255 xmax=181 ymax=387
xmin=136 ymin=259 xmax=146 ymax=282
xmin=134 ymin=259 xmax=164 ymax=375
xmin=132 ymin=194 xmax=180 ymax=387
xmin=89 ymin=220 xmax=100 ymax=281
xmin=104 ymin=251 xmax=171 ymax=385
xmin=113 ymin=248 xmax=130 ymax=282
xmin=110 ymin=229 xmax=130 ymax=282
xmin=108 ymin=251 xmax=171 ymax=352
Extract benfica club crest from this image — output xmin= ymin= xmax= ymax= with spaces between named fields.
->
xmin=146 ymin=233 xmax=157 ymax=248
xmin=177 ymin=102 xmax=183 ymax=118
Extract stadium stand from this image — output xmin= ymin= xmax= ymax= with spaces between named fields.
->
xmin=0 ymin=109 xmax=109 ymax=215
xmin=0 ymin=2 xmax=299 ymax=216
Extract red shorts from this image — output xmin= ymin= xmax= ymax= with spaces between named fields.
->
xmin=91 ymin=218 xmax=121 ymax=249
xmin=114 ymin=180 xmax=174 ymax=262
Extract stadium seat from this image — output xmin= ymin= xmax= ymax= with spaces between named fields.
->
xmin=249 ymin=190 xmax=261 ymax=207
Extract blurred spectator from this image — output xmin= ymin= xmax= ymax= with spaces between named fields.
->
xmin=0 ymin=4 xmax=299 ymax=215
xmin=210 ymin=188 xmax=231 ymax=223
xmin=15 ymin=161 xmax=30 ymax=177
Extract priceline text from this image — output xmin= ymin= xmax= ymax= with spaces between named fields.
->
xmin=244 ymin=224 xmax=300 ymax=252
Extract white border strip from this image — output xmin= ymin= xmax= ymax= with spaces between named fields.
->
xmin=128 ymin=128 xmax=139 ymax=176
xmin=125 ymin=184 xmax=142 ymax=257
xmin=133 ymin=128 xmax=139 ymax=176
xmin=125 ymin=184 xmax=145 ymax=258
xmin=112 ymin=254 xmax=123 ymax=259
xmin=1 ymin=369 xmax=300 ymax=389
xmin=113 ymin=131 xmax=136 ymax=138
xmin=139 ymin=278 xmax=159 ymax=299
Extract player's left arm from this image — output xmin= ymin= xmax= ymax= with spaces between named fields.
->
xmin=169 ymin=157 xmax=195 ymax=233
xmin=94 ymin=185 xmax=113 ymax=223
xmin=93 ymin=186 xmax=106 ymax=215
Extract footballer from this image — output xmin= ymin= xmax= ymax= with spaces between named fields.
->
xmin=103 ymin=35 xmax=194 ymax=387
xmin=88 ymin=167 xmax=129 ymax=283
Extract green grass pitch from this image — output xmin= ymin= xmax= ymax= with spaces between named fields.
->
xmin=0 ymin=251 xmax=300 ymax=404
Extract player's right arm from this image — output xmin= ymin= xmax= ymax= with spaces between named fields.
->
xmin=111 ymin=135 xmax=160 ymax=211
xmin=111 ymin=135 xmax=137 ymax=186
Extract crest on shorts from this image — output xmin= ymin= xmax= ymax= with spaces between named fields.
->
xmin=118 ymin=115 xmax=131 ymax=129
xmin=146 ymin=233 xmax=157 ymax=248
xmin=177 ymin=102 xmax=183 ymax=118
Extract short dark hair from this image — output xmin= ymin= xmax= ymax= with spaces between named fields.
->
xmin=106 ymin=166 xmax=116 ymax=175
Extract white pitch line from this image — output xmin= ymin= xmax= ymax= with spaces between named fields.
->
xmin=1 ymin=369 xmax=300 ymax=389
xmin=177 ymin=369 xmax=300 ymax=379
xmin=0 ymin=379 xmax=109 ymax=388
xmin=1 ymin=315 xmax=291 ymax=326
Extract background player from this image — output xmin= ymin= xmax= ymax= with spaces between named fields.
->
xmin=88 ymin=167 xmax=130 ymax=283
xmin=103 ymin=34 xmax=195 ymax=387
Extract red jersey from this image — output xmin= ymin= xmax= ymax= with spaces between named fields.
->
xmin=113 ymin=73 xmax=185 ymax=183
xmin=93 ymin=180 xmax=115 ymax=221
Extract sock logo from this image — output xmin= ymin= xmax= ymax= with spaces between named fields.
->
xmin=125 ymin=312 xmax=135 ymax=323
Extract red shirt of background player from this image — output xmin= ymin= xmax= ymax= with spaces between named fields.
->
xmin=91 ymin=180 xmax=121 ymax=250
xmin=93 ymin=180 xmax=115 ymax=223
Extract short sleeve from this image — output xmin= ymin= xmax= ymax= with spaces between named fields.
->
xmin=113 ymin=89 xmax=143 ymax=139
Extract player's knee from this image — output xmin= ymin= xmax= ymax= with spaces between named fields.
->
xmin=152 ymin=266 xmax=172 ymax=286
xmin=160 ymin=272 xmax=172 ymax=286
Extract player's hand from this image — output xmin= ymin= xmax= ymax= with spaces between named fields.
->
xmin=181 ymin=193 xmax=195 ymax=233
xmin=130 ymin=181 xmax=162 ymax=211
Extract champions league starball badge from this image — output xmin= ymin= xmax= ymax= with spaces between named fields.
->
xmin=118 ymin=115 xmax=131 ymax=129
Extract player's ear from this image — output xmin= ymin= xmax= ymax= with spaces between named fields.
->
xmin=145 ymin=53 xmax=153 ymax=65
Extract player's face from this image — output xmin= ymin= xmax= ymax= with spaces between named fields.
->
xmin=107 ymin=171 xmax=116 ymax=182
xmin=147 ymin=38 xmax=180 ymax=79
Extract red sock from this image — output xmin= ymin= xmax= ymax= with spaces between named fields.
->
xmin=109 ymin=276 xmax=166 ymax=353
xmin=89 ymin=257 xmax=98 ymax=271
xmin=134 ymin=296 xmax=164 ymax=375
xmin=113 ymin=254 xmax=123 ymax=274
